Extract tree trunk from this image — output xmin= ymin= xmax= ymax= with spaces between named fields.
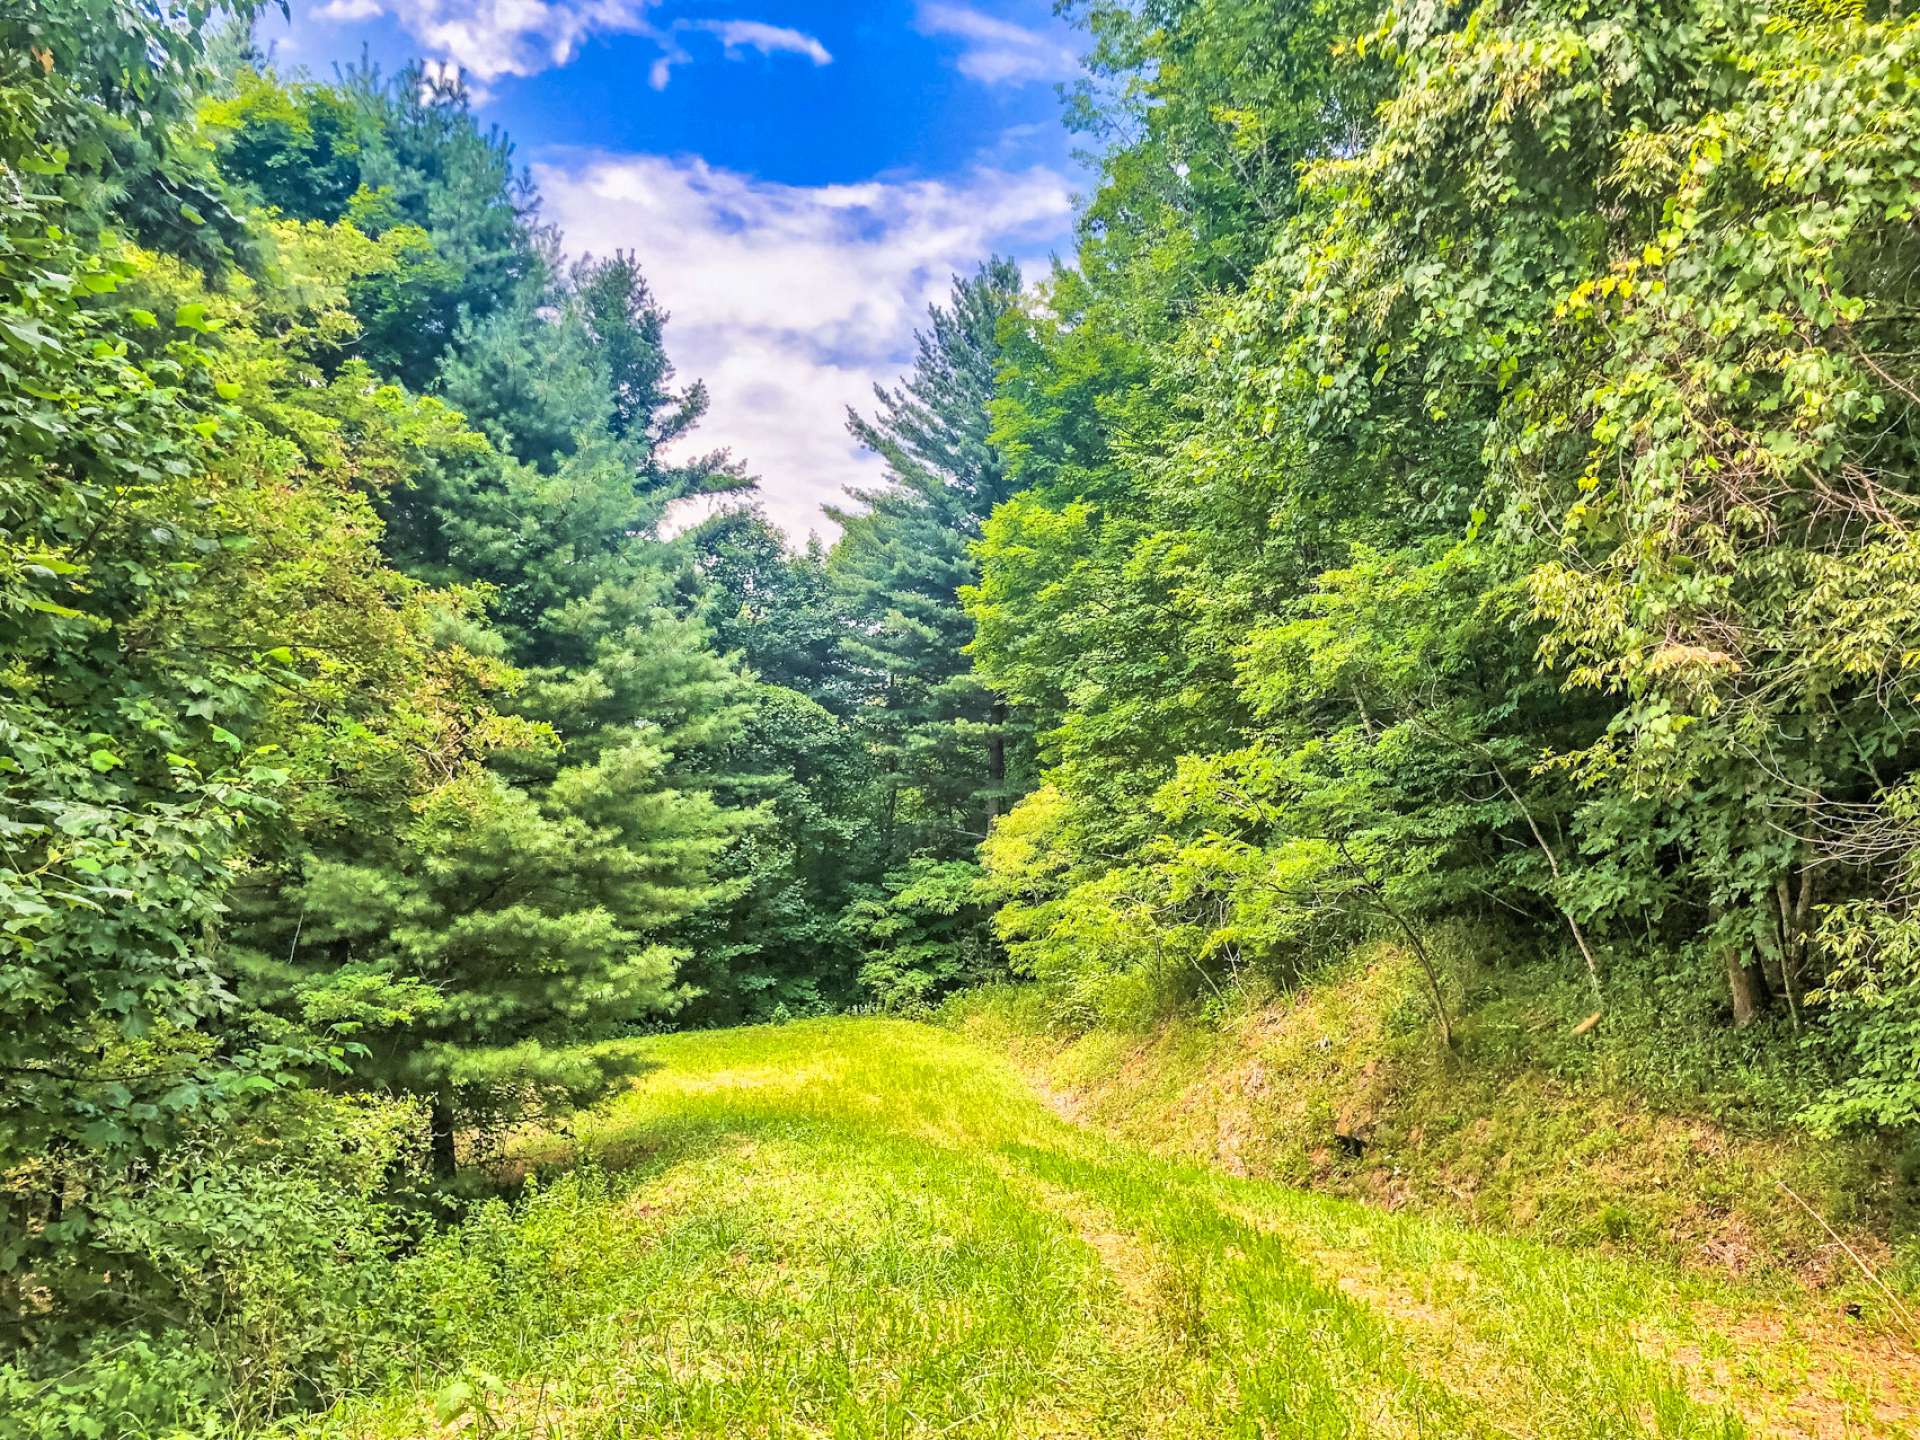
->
xmin=429 ymin=1094 xmax=459 ymax=1180
xmin=985 ymin=699 xmax=1007 ymax=823
xmin=1778 ymin=856 xmax=1818 ymax=1029
xmin=1722 ymin=945 xmax=1770 ymax=1028
xmin=1333 ymin=836 xmax=1453 ymax=1048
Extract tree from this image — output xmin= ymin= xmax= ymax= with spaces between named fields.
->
xmin=978 ymin=0 xmax=1920 ymax=1098
xmin=210 ymin=62 xmax=539 ymax=389
xmin=268 ymin=368 xmax=751 ymax=1176
xmin=671 ymin=510 xmax=886 ymax=1023
xmin=0 ymin=6 xmax=530 ymax=1362
xmin=831 ymin=259 xmax=1027 ymax=864
xmin=205 ymin=67 xmax=760 ymax=1170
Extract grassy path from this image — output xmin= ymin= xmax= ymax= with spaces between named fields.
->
xmin=303 ymin=1019 xmax=1917 ymax=1439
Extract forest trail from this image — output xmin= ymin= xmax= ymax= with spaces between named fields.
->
xmin=310 ymin=1020 xmax=1918 ymax=1439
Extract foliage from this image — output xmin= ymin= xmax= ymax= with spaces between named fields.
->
xmin=0 ymin=1093 xmax=421 ymax=1440
xmin=3 ymin=6 xmax=759 ymax=1412
xmin=202 ymin=65 xmax=759 ymax=1164
xmin=15 ymin=0 xmax=1920 ymax=1428
xmin=208 ymin=61 xmax=537 ymax=388
xmin=670 ymin=513 xmax=887 ymax=1022
xmin=832 ymin=260 xmax=1029 ymax=864
xmin=844 ymin=859 xmax=999 ymax=1014
xmin=974 ymin=0 xmax=1920 ymax=1122
xmin=0 ymin=0 xmax=348 ymax=1356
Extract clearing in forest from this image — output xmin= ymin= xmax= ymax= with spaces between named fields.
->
xmin=307 ymin=1019 xmax=1918 ymax=1439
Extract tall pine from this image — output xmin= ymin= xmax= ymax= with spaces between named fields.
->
xmin=830 ymin=259 xmax=1025 ymax=860
xmin=213 ymin=76 xmax=754 ymax=1170
xmin=826 ymin=260 xmax=1027 ymax=1007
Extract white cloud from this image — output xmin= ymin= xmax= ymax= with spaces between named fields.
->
xmin=536 ymin=151 xmax=1076 ymax=537
xmin=318 ymin=3 xmax=831 ymax=87
xmin=914 ymin=3 xmax=1076 ymax=86
xmin=309 ymin=0 xmax=658 ymax=80
xmin=690 ymin=20 xmax=830 ymax=66
xmin=648 ymin=17 xmax=832 ymax=90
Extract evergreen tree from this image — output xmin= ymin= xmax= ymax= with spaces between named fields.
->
xmin=0 ymin=7 xmax=527 ymax=1359
xmin=434 ymin=279 xmax=610 ymax=473
xmin=675 ymin=511 xmax=885 ymax=1023
xmin=829 ymin=259 xmax=1027 ymax=864
xmin=211 ymin=63 xmax=539 ymax=388
xmin=206 ymin=69 xmax=759 ymax=1169
xmin=279 ymin=372 xmax=751 ymax=1170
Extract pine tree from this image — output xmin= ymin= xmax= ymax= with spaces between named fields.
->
xmin=829 ymin=258 xmax=1027 ymax=862
xmin=210 ymin=63 xmax=540 ymax=388
xmin=285 ymin=406 xmax=750 ymax=1171
xmin=210 ymin=71 xmax=757 ymax=1170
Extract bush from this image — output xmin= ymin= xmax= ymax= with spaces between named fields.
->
xmin=0 ymin=1093 xmax=423 ymax=1439
xmin=1805 ymin=899 xmax=1920 ymax=1134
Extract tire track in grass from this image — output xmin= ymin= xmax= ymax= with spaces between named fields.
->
xmin=300 ymin=1019 xmax=1899 ymax=1439
xmin=1001 ymin=1031 xmax=1764 ymax=1438
xmin=995 ymin=1140 xmax=1498 ymax=1440
xmin=987 ymin=1161 xmax=1199 ymax=1439
xmin=1194 ymin=1177 xmax=1750 ymax=1440
xmin=1629 ymin=1303 xmax=1920 ymax=1440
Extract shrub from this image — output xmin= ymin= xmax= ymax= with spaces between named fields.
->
xmin=0 ymin=1093 xmax=422 ymax=1439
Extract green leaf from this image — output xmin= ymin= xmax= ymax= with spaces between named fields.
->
xmin=17 ymin=146 xmax=68 ymax=175
xmin=0 ymin=316 xmax=53 ymax=351
xmin=173 ymin=302 xmax=221 ymax=333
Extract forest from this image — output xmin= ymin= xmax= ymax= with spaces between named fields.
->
xmin=6 ymin=0 xmax=1920 ymax=1434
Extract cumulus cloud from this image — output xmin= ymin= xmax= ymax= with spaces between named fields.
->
xmin=309 ymin=0 xmax=657 ymax=80
xmin=536 ymin=151 xmax=1075 ymax=536
xmin=317 ymin=2 xmax=831 ymax=87
xmin=914 ymin=3 xmax=1076 ymax=86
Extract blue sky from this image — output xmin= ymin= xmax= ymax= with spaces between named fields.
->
xmin=259 ymin=2 xmax=1089 ymax=537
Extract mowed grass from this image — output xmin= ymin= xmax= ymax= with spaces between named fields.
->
xmin=299 ymin=1018 xmax=1919 ymax=1439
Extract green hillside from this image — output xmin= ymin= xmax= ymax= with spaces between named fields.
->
xmin=304 ymin=1019 xmax=1915 ymax=1439
xmin=14 ymin=5 xmax=1920 ymax=1433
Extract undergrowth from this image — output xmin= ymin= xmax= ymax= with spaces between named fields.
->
xmin=945 ymin=934 xmax=1913 ymax=1291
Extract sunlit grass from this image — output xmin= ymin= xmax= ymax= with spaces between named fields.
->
xmin=296 ymin=1018 xmax=1915 ymax=1438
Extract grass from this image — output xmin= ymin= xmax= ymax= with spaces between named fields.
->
xmin=296 ymin=1016 xmax=1919 ymax=1439
xmin=947 ymin=943 xmax=1907 ymax=1285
